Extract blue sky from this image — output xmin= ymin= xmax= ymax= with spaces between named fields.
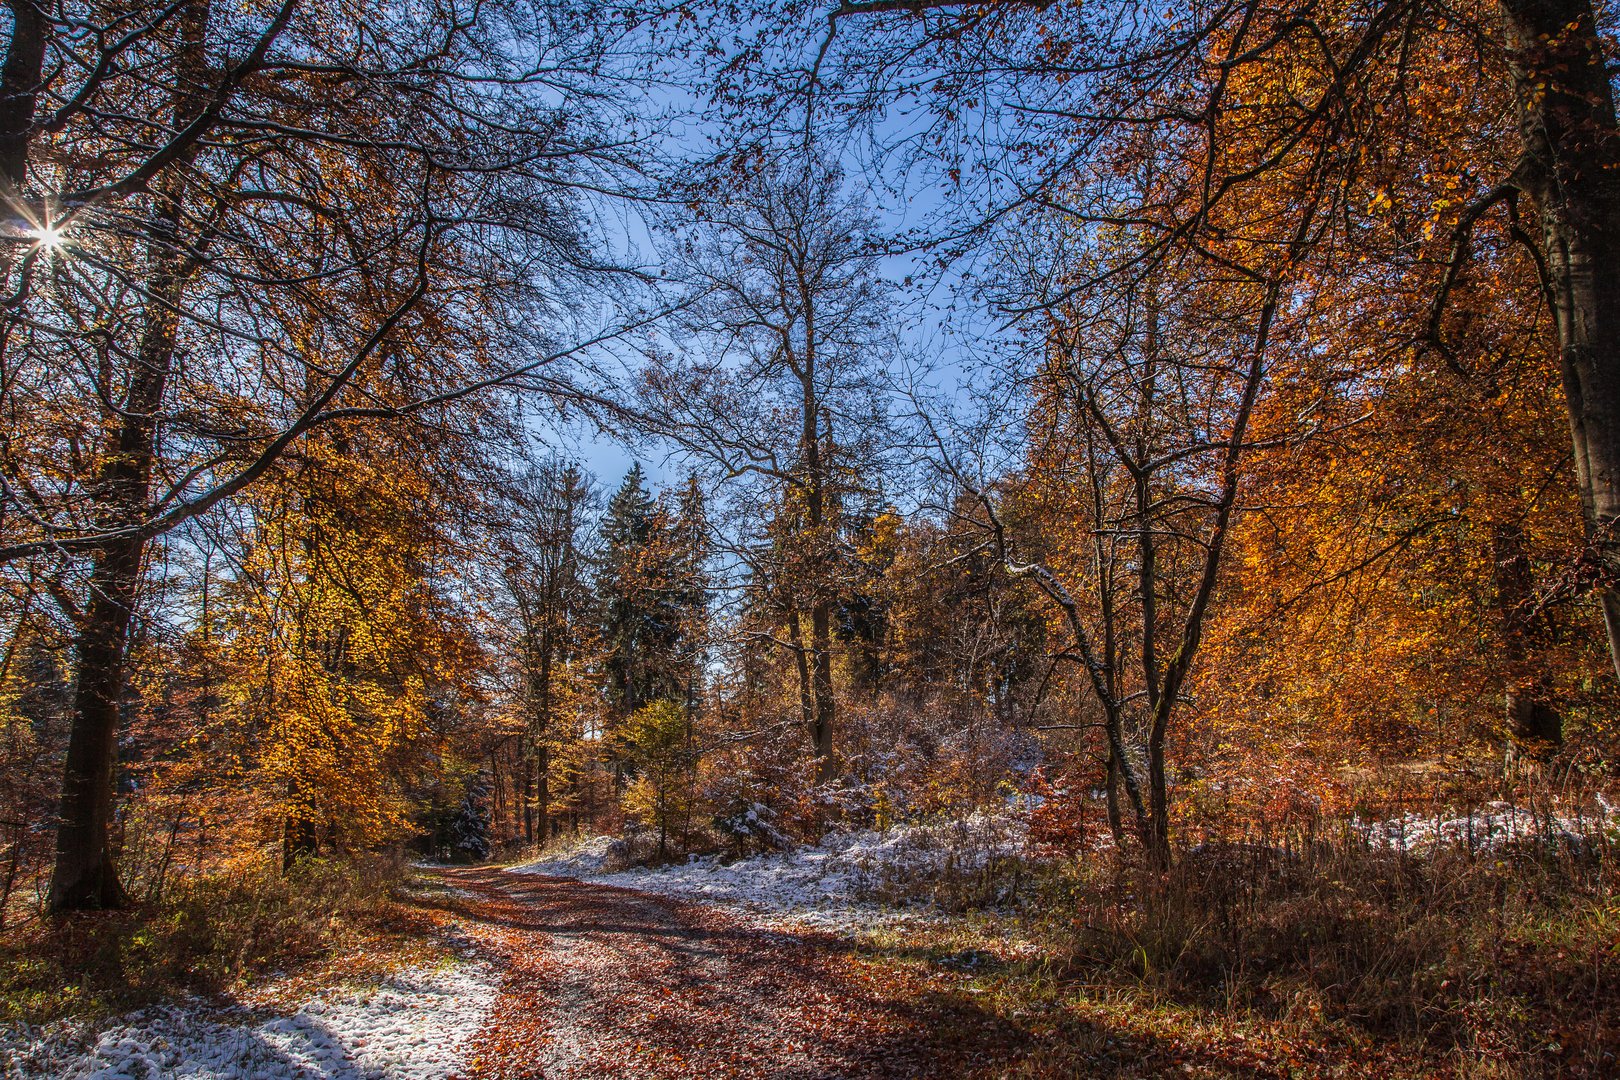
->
xmin=541 ymin=163 xmax=1007 ymax=500
xmin=519 ymin=14 xmax=1032 ymax=503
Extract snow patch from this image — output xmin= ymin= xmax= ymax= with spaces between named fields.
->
xmin=4 ymin=961 xmax=497 ymax=1080
xmin=509 ymin=794 xmax=1620 ymax=934
xmin=1356 ymin=796 xmax=1619 ymax=854
xmin=512 ymin=811 xmax=1027 ymax=932
xmin=508 ymin=833 xmax=617 ymax=879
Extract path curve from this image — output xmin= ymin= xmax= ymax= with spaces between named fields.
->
xmin=436 ymin=867 xmax=1021 ymax=1079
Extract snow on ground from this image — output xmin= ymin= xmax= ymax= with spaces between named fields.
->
xmin=1355 ymin=795 xmax=1619 ymax=854
xmin=513 ymin=793 xmax=1620 ymax=932
xmin=513 ymin=834 xmax=617 ymax=879
xmin=2 ymin=959 xmax=497 ymax=1080
xmin=512 ymin=811 xmax=1027 ymax=933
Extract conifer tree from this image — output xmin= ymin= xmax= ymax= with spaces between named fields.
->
xmin=598 ymin=466 xmax=683 ymax=716
xmin=670 ymin=475 xmax=714 ymax=714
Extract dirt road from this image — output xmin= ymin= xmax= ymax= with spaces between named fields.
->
xmin=433 ymin=867 xmax=1023 ymax=1080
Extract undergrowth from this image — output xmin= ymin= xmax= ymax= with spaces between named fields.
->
xmin=0 ymin=853 xmax=411 ymax=1026
xmin=889 ymin=822 xmax=1620 ymax=1077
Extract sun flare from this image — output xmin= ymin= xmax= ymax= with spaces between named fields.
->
xmin=30 ymin=223 xmax=67 ymax=250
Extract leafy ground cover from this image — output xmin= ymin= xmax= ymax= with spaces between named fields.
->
xmin=6 ymin=793 xmax=1617 ymax=1078
xmin=511 ymin=795 xmax=1620 ymax=1078
xmin=0 ymin=856 xmax=454 ymax=1048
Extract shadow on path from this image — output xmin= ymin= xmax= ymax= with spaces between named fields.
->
xmin=411 ymin=867 xmax=1271 ymax=1080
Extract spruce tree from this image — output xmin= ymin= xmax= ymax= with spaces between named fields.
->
xmin=598 ymin=466 xmax=677 ymax=714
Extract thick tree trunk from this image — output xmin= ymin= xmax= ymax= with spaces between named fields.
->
xmin=49 ymin=541 xmax=140 ymax=908
xmin=1506 ymin=693 xmax=1563 ymax=748
xmin=50 ymin=336 xmax=180 ymax=907
xmin=51 ymin=254 xmax=186 ymax=905
xmin=282 ymin=779 xmax=319 ymax=871
xmin=0 ymin=0 xmax=116 ymax=911
xmin=47 ymin=0 xmax=209 ymax=907
xmin=1500 ymin=0 xmax=1620 ymax=681
xmin=0 ymin=0 xmax=45 ymax=189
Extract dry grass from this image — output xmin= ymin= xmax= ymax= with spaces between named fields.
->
xmin=0 ymin=853 xmax=432 ymax=1027
xmin=859 ymin=808 xmax=1620 ymax=1077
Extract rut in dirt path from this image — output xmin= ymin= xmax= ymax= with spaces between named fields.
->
xmin=436 ymin=867 xmax=1026 ymax=1080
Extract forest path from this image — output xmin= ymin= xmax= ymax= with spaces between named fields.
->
xmin=430 ymin=866 xmax=1025 ymax=1080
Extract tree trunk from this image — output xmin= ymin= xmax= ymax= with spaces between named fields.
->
xmin=1500 ymin=0 xmax=1620 ymax=680
xmin=1492 ymin=521 xmax=1564 ymax=751
xmin=490 ymin=749 xmax=507 ymax=843
xmin=797 ymin=292 xmax=837 ymax=780
xmin=531 ymin=642 xmax=552 ymax=843
xmin=1137 ymin=277 xmax=1171 ymax=869
xmin=521 ymin=751 xmax=535 ymax=842
xmin=810 ymin=600 xmax=836 ymax=781
xmin=787 ymin=610 xmax=814 ymax=737
xmin=50 ymin=221 xmax=185 ymax=908
xmin=47 ymin=0 xmax=211 ymax=912
xmin=282 ymin=783 xmax=318 ymax=871
xmin=537 ymin=744 xmax=549 ymax=845
xmin=1103 ymin=749 xmax=1126 ymax=848
xmin=0 ymin=0 xmax=45 ymax=189
xmin=49 ymin=542 xmax=139 ymax=908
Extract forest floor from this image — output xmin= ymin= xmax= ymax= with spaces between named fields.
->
xmin=430 ymin=866 xmax=1450 ymax=1080
xmin=434 ymin=866 xmax=1028 ymax=1079
xmin=8 ymin=862 xmax=1489 ymax=1078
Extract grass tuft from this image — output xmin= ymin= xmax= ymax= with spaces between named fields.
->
xmin=0 ymin=853 xmax=414 ymax=1026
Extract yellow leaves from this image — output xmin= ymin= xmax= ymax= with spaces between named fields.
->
xmin=1199 ymin=274 xmax=1597 ymax=757
xmin=854 ymin=509 xmax=903 ymax=567
xmin=619 ymin=700 xmax=699 ymax=836
xmin=213 ymin=425 xmax=487 ymax=853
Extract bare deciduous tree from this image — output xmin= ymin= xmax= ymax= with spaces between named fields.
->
xmin=636 ymin=153 xmax=897 ymax=779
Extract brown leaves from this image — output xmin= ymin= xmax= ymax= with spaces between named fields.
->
xmin=438 ymin=868 xmax=1024 ymax=1079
